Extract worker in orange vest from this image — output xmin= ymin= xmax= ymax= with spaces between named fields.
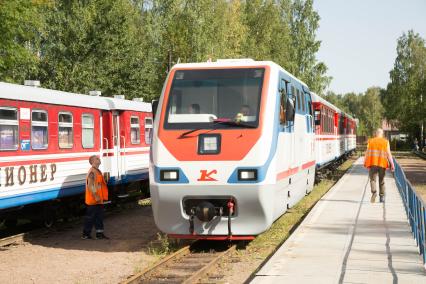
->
xmin=82 ymin=155 xmax=109 ymax=239
xmin=364 ymin=128 xmax=395 ymax=203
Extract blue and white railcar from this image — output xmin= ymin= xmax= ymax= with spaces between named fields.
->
xmin=149 ymin=59 xmax=315 ymax=240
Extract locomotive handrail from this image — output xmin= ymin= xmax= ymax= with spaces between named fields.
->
xmin=120 ymin=135 xmax=126 ymax=174
xmin=103 ymin=137 xmax=109 ymax=151
xmin=393 ymin=158 xmax=426 ymax=266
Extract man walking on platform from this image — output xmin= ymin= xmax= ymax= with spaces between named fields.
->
xmin=82 ymin=155 xmax=109 ymax=239
xmin=364 ymin=128 xmax=395 ymax=203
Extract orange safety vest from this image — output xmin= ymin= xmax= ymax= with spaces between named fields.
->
xmin=364 ymin=137 xmax=389 ymax=169
xmin=85 ymin=167 xmax=109 ymax=205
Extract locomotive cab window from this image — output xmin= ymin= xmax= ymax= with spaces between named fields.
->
xmin=0 ymin=107 xmax=18 ymax=151
xmin=165 ymin=68 xmax=264 ymax=129
xmin=82 ymin=114 xmax=94 ymax=148
xmin=31 ymin=110 xmax=48 ymax=149
xmin=144 ymin=117 xmax=153 ymax=145
xmin=58 ymin=112 xmax=73 ymax=149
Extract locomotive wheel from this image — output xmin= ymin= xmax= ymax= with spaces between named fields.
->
xmin=43 ymin=218 xmax=55 ymax=228
xmin=4 ymin=218 xmax=18 ymax=228
xmin=42 ymin=208 xmax=56 ymax=228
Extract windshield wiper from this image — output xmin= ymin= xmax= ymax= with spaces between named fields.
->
xmin=213 ymin=118 xmax=257 ymax=128
xmin=179 ymin=128 xmax=204 ymax=138
xmin=178 ymin=118 xmax=256 ymax=139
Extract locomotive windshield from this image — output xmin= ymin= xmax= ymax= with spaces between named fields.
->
xmin=164 ymin=68 xmax=264 ymax=129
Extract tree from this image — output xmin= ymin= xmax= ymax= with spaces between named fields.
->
xmin=287 ymin=0 xmax=330 ymax=93
xmin=38 ymin=0 xmax=148 ymax=98
xmin=382 ymin=30 xmax=426 ymax=143
xmin=0 ymin=0 xmax=47 ymax=83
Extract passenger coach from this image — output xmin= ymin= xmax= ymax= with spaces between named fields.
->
xmin=0 ymin=82 xmax=152 ymax=227
xmin=312 ymin=92 xmax=357 ymax=170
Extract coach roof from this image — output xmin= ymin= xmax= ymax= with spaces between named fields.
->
xmin=0 ymin=82 xmax=151 ymax=112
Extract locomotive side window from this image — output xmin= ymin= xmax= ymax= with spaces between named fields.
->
xmin=58 ymin=112 xmax=73 ymax=149
xmin=296 ymin=89 xmax=301 ymax=111
xmin=130 ymin=116 xmax=140 ymax=144
xmin=82 ymin=114 xmax=94 ymax=148
xmin=31 ymin=110 xmax=48 ymax=149
xmin=279 ymin=79 xmax=288 ymax=124
xmin=144 ymin=117 xmax=153 ymax=145
xmin=0 ymin=107 xmax=18 ymax=151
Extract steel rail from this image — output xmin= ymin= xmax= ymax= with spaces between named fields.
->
xmin=123 ymin=241 xmax=237 ymax=284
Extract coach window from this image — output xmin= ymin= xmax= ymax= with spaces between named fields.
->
xmin=31 ymin=110 xmax=48 ymax=149
xmin=82 ymin=114 xmax=94 ymax=148
xmin=144 ymin=117 xmax=153 ymax=145
xmin=130 ymin=116 xmax=140 ymax=144
xmin=58 ymin=112 xmax=73 ymax=149
xmin=301 ymin=91 xmax=306 ymax=113
xmin=0 ymin=107 xmax=18 ymax=151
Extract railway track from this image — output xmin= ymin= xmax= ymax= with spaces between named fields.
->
xmin=0 ymin=197 xmax=152 ymax=248
xmin=124 ymin=240 xmax=238 ymax=284
xmin=414 ymin=150 xmax=426 ymax=160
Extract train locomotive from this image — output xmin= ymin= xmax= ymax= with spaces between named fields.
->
xmin=0 ymin=82 xmax=152 ymax=227
xmin=150 ymin=59 xmax=319 ymax=240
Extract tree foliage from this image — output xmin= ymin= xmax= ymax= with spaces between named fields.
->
xmin=0 ymin=0 xmax=330 ymax=100
xmin=382 ymin=30 xmax=426 ymax=139
xmin=0 ymin=0 xmax=47 ymax=82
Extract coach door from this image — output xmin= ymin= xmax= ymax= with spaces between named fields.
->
xmin=112 ymin=111 xmax=124 ymax=180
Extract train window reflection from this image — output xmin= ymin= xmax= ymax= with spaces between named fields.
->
xmin=31 ymin=110 xmax=48 ymax=149
xmin=130 ymin=116 xmax=140 ymax=144
xmin=144 ymin=117 xmax=153 ymax=145
xmin=58 ymin=112 xmax=73 ymax=149
xmin=0 ymin=107 xmax=18 ymax=151
xmin=164 ymin=68 xmax=264 ymax=129
xmin=82 ymin=114 xmax=94 ymax=148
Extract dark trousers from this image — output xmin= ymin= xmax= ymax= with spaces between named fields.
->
xmin=83 ymin=204 xmax=104 ymax=235
xmin=369 ymin=166 xmax=386 ymax=197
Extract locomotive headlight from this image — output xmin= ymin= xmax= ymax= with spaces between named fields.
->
xmin=160 ymin=170 xmax=179 ymax=181
xmin=238 ymin=169 xmax=257 ymax=181
xmin=198 ymin=134 xmax=221 ymax=154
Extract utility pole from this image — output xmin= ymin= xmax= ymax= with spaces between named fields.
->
xmin=421 ymin=92 xmax=424 ymax=150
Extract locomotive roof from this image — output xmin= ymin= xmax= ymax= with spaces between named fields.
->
xmin=171 ymin=60 xmax=310 ymax=90
xmin=0 ymin=82 xmax=151 ymax=112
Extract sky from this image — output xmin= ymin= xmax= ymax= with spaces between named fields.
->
xmin=313 ymin=0 xmax=426 ymax=94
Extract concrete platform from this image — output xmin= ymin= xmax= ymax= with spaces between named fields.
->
xmin=251 ymin=158 xmax=426 ymax=284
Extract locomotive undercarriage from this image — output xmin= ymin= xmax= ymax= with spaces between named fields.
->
xmin=183 ymin=197 xmax=236 ymax=237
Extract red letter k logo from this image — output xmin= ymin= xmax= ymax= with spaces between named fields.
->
xmin=197 ymin=169 xmax=218 ymax=181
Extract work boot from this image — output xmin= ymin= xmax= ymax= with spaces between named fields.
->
xmin=370 ymin=192 xmax=377 ymax=203
xmin=95 ymin=232 xmax=110 ymax=240
xmin=81 ymin=234 xmax=92 ymax=240
xmin=379 ymin=196 xmax=385 ymax=203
